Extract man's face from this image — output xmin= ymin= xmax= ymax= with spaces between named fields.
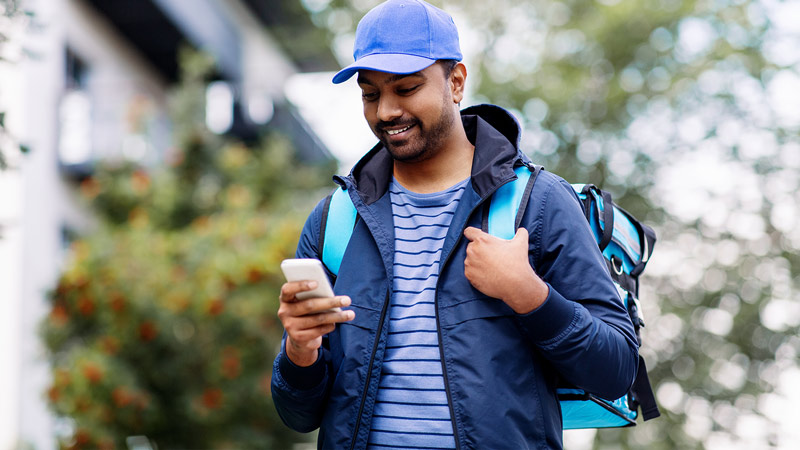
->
xmin=357 ymin=63 xmax=458 ymax=163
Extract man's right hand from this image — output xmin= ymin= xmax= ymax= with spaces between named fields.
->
xmin=277 ymin=280 xmax=355 ymax=367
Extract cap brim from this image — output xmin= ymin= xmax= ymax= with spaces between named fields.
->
xmin=332 ymin=53 xmax=437 ymax=84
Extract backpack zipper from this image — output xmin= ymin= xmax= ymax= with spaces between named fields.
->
xmin=349 ymin=289 xmax=391 ymax=450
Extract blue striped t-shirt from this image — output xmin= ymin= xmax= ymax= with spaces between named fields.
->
xmin=367 ymin=178 xmax=469 ymax=450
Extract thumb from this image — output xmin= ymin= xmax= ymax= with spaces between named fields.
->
xmin=513 ymin=227 xmax=529 ymax=243
xmin=463 ymin=226 xmax=486 ymax=241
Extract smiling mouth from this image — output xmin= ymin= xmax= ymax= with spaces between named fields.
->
xmin=383 ymin=123 xmax=415 ymax=136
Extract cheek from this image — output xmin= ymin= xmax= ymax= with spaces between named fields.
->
xmin=362 ymin=104 xmax=377 ymax=126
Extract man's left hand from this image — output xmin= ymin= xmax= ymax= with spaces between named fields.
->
xmin=463 ymin=227 xmax=549 ymax=314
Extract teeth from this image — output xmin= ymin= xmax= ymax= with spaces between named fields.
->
xmin=387 ymin=125 xmax=411 ymax=135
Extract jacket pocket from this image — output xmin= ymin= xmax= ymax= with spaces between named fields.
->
xmin=438 ymin=297 xmax=516 ymax=329
xmin=328 ymin=302 xmax=380 ymax=382
xmin=339 ymin=303 xmax=380 ymax=330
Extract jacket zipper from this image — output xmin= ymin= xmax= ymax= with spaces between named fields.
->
xmin=435 ymin=175 xmax=518 ymax=450
xmin=349 ymin=289 xmax=391 ymax=450
xmin=346 ymin=169 xmax=518 ymax=449
xmin=434 ymin=289 xmax=462 ymax=450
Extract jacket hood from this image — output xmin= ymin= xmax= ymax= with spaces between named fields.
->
xmin=339 ymin=103 xmax=529 ymax=205
xmin=460 ymin=103 xmax=522 ymax=148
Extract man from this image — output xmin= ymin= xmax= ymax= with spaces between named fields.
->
xmin=271 ymin=1 xmax=638 ymax=448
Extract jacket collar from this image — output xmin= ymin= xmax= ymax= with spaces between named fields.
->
xmin=337 ymin=104 xmax=528 ymax=205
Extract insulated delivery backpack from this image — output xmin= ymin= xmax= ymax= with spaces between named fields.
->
xmin=318 ymin=164 xmax=661 ymax=429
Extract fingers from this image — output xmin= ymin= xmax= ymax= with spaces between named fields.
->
xmin=285 ymin=309 xmax=355 ymax=354
xmin=463 ymin=226 xmax=485 ymax=242
xmin=465 ymin=226 xmax=529 ymax=243
xmin=280 ymin=280 xmax=318 ymax=303
xmin=279 ymin=294 xmax=351 ymax=317
xmin=285 ymin=309 xmax=355 ymax=335
xmin=279 ymin=296 xmax=355 ymax=367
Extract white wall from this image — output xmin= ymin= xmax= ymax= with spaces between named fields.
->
xmin=4 ymin=0 xmax=172 ymax=447
xmin=0 ymin=6 xmax=27 ymax=449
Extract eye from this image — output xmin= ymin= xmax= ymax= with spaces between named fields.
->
xmin=362 ymin=91 xmax=378 ymax=101
xmin=398 ymin=84 xmax=421 ymax=95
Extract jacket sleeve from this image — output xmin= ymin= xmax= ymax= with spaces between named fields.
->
xmin=271 ymin=197 xmax=334 ymax=432
xmin=514 ymin=174 xmax=639 ymax=401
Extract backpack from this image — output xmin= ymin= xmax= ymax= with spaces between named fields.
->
xmin=318 ymin=163 xmax=660 ymax=429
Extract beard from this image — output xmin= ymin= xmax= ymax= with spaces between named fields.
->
xmin=374 ymin=96 xmax=457 ymax=163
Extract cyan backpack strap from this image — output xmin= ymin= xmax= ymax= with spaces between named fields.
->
xmin=487 ymin=164 xmax=541 ymax=239
xmin=575 ymin=184 xmax=614 ymax=252
xmin=320 ymin=186 xmax=357 ymax=276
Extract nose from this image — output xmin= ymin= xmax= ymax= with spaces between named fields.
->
xmin=376 ymin=94 xmax=402 ymax=123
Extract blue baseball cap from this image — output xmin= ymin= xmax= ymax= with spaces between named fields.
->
xmin=332 ymin=0 xmax=462 ymax=84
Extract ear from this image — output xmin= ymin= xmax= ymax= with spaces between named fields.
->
xmin=449 ymin=63 xmax=467 ymax=104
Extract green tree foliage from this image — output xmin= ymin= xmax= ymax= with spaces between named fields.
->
xmin=310 ymin=0 xmax=800 ymax=448
xmin=0 ymin=0 xmax=31 ymax=170
xmin=41 ymin=48 xmax=335 ymax=448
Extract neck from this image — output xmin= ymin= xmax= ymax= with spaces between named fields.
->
xmin=392 ymin=121 xmax=474 ymax=194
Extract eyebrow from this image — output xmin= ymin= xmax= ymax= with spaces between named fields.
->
xmin=357 ymin=71 xmax=426 ymax=86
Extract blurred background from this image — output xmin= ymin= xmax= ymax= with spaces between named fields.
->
xmin=0 ymin=0 xmax=798 ymax=449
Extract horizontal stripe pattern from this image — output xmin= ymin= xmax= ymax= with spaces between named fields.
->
xmin=367 ymin=178 xmax=468 ymax=450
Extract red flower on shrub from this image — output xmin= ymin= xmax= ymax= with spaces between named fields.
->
xmin=247 ymin=267 xmax=263 ymax=283
xmin=82 ymin=363 xmax=103 ymax=384
xmin=201 ymin=388 xmax=223 ymax=409
xmin=110 ymin=292 xmax=126 ymax=312
xmin=139 ymin=321 xmax=158 ymax=341
xmin=207 ymin=298 xmax=224 ymax=316
xmin=77 ymin=296 xmax=95 ymax=316
xmin=50 ymin=304 xmax=69 ymax=326
xmin=79 ymin=177 xmax=101 ymax=199
xmin=112 ymin=387 xmax=132 ymax=407
xmin=72 ymin=429 xmax=91 ymax=447
xmin=221 ymin=347 xmax=241 ymax=379
xmin=47 ymin=386 xmax=61 ymax=402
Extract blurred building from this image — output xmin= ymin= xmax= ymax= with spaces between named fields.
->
xmin=0 ymin=0 xmax=337 ymax=448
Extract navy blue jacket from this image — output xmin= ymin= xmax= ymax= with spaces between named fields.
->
xmin=272 ymin=104 xmax=639 ymax=449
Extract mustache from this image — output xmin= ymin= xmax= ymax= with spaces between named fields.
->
xmin=377 ymin=119 xmax=418 ymax=132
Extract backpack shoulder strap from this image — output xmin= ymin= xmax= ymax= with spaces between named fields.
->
xmin=487 ymin=164 xmax=543 ymax=239
xmin=320 ymin=187 xmax=357 ymax=276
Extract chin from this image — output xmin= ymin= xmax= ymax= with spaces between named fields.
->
xmin=387 ymin=145 xmax=431 ymax=163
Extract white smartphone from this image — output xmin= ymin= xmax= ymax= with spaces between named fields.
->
xmin=280 ymin=259 xmax=341 ymax=310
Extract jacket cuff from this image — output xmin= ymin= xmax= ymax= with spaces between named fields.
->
xmin=278 ymin=343 xmax=327 ymax=391
xmin=515 ymin=282 xmax=578 ymax=343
